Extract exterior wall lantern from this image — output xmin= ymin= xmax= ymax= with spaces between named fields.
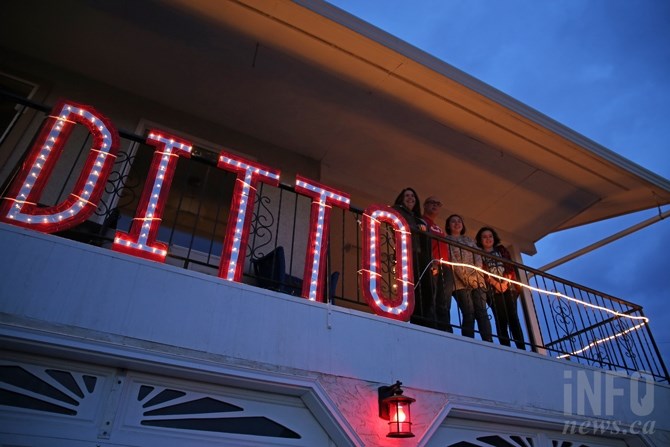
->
xmin=378 ymin=380 xmax=416 ymax=438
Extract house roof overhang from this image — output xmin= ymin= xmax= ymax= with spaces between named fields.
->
xmin=1 ymin=0 xmax=669 ymax=254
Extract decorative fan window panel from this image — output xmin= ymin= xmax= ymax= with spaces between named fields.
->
xmin=0 ymin=356 xmax=333 ymax=446
xmin=113 ymin=373 xmax=333 ymax=446
xmin=0 ymin=355 xmax=115 ymax=445
xmin=427 ymin=417 xmax=629 ymax=447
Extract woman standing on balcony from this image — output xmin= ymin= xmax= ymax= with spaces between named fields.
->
xmin=392 ymin=188 xmax=431 ymax=322
xmin=445 ymin=214 xmax=492 ymax=342
xmin=476 ymin=227 xmax=526 ymax=350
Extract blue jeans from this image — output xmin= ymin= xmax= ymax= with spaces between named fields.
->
xmin=454 ymin=288 xmax=493 ymax=342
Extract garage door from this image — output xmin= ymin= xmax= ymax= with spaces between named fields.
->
xmin=0 ymin=354 xmax=335 ymax=446
xmin=426 ymin=417 xmax=629 ymax=447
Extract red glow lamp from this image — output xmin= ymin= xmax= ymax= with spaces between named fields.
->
xmin=378 ymin=381 xmax=416 ymax=438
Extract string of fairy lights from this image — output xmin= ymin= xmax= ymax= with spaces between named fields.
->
xmin=1 ymin=98 xmax=649 ymax=363
xmin=427 ymin=258 xmax=648 ymax=358
xmin=357 ymin=212 xmax=648 ymax=359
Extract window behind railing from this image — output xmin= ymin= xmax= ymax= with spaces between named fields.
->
xmin=0 ymin=73 xmax=37 ymax=146
xmin=114 ymin=139 xmax=237 ymax=275
xmin=1 ymin=92 xmax=667 ymax=383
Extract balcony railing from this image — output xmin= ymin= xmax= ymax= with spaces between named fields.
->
xmin=1 ymin=91 xmax=668 ymax=383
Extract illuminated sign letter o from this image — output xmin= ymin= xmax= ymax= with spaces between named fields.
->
xmin=361 ymin=204 xmax=415 ymax=321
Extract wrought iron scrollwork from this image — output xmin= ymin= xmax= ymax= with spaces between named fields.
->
xmin=379 ymin=222 xmax=397 ymax=297
xmin=550 ymin=295 xmax=577 ymax=337
xmin=548 ymin=295 xmax=580 ymax=355
xmin=614 ymin=319 xmax=639 ymax=370
xmin=96 ymin=147 xmax=140 ymax=221
xmin=584 ymin=334 xmax=610 ymax=368
xmin=248 ymin=192 xmax=275 ymax=260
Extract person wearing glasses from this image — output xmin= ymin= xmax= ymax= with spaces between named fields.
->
xmin=445 ymin=214 xmax=493 ymax=342
xmin=476 ymin=226 xmax=526 ymax=349
xmin=421 ymin=196 xmax=455 ymax=332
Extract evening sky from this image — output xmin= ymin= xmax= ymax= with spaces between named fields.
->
xmin=327 ymin=0 xmax=670 ymax=363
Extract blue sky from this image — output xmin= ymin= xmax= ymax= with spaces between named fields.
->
xmin=327 ymin=0 xmax=670 ymax=364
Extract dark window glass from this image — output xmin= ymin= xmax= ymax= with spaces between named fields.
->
xmin=46 ymin=369 xmax=83 ymax=398
xmin=142 ymin=416 xmax=300 ymax=439
xmin=0 ymin=365 xmax=77 ymax=406
xmin=82 ymin=375 xmax=97 ymax=393
xmin=115 ymin=143 xmax=236 ymax=271
xmin=0 ymin=388 xmax=76 ymax=415
xmin=144 ymin=397 xmax=242 ymax=416
xmin=142 ymin=388 xmax=186 ymax=408
xmin=138 ymin=385 xmax=154 ymax=401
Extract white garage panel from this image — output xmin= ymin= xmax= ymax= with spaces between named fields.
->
xmin=426 ymin=417 xmax=628 ymax=447
xmin=112 ymin=372 xmax=333 ymax=447
xmin=0 ymin=354 xmax=334 ymax=447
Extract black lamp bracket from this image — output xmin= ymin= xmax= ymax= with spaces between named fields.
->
xmin=378 ymin=380 xmax=403 ymax=419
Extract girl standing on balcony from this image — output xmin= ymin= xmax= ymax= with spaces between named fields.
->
xmin=445 ymin=214 xmax=492 ymax=342
xmin=476 ymin=226 xmax=526 ymax=350
xmin=392 ymin=188 xmax=431 ymax=322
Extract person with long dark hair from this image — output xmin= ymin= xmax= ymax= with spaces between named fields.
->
xmin=392 ymin=188 xmax=431 ymax=325
xmin=476 ymin=226 xmax=526 ymax=349
xmin=445 ymin=214 xmax=492 ymax=342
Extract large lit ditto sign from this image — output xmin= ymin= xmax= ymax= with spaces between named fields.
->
xmin=295 ymin=175 xmax=350 ymax=302
xmin=216 ymin=152 xmax=280 ymax=282
xmin=0 ymin=99 xmax=414 ymax=321
xmin=113 ymin=131 xmax=192 ymax=262
xmin=361 ymin=205 xmax=415 ymax=321
xmin=0 ymin=100 xmax=119 ymax=232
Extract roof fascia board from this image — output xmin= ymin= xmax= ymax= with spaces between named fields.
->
xmin=292 ymin=0 xmax=670 ymax=194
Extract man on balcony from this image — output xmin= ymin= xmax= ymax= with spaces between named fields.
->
xmin=419 ymin=196 xmax=455 ymax=332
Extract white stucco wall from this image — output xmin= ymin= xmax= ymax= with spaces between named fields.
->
xmin=1 ymin=223 xmax=668 ymax=446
